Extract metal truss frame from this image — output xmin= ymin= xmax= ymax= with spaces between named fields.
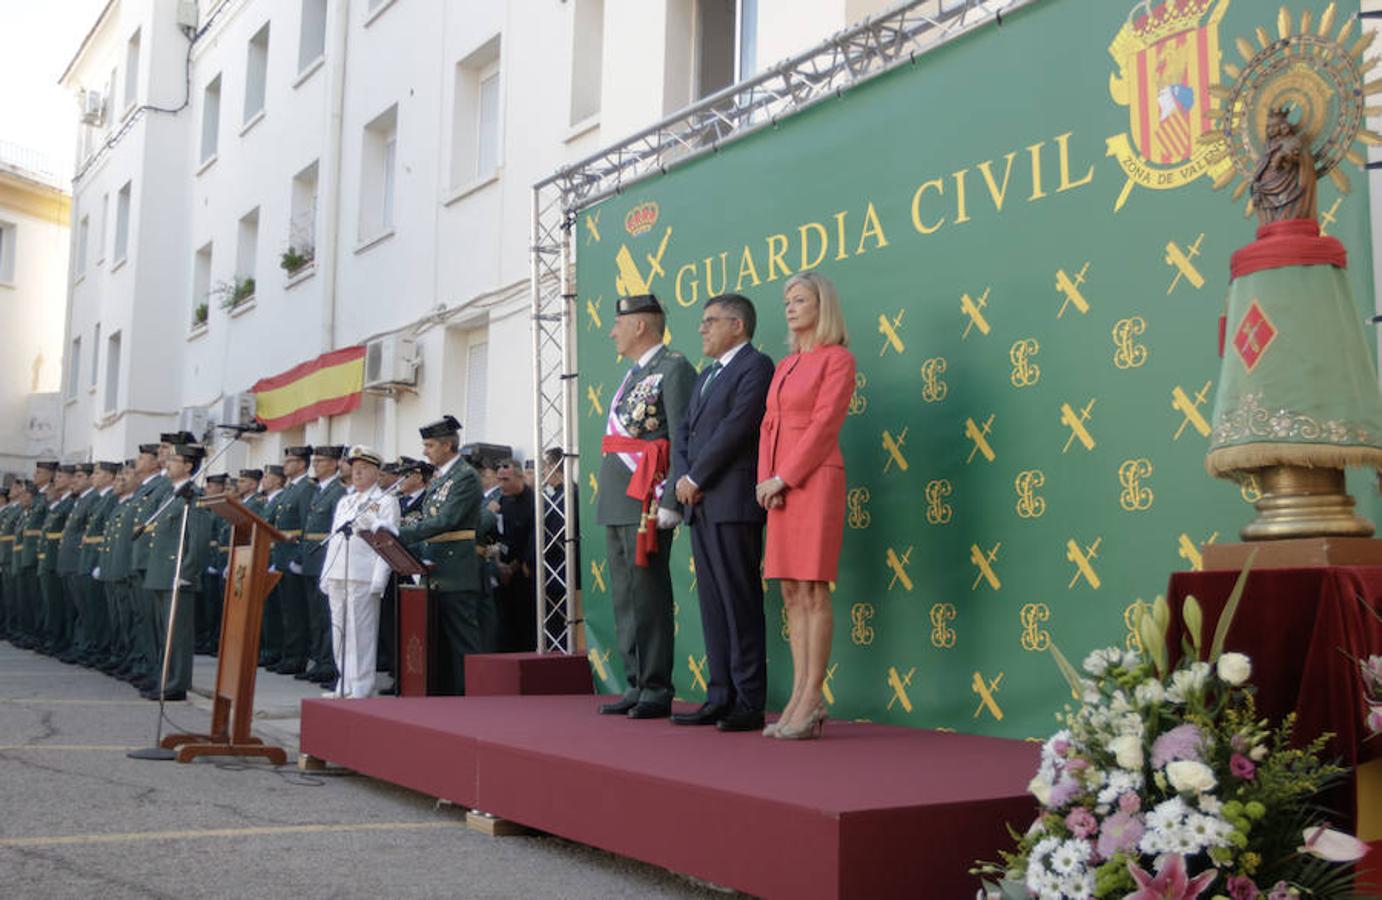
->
xmin=530 ymin=0 xmax=1034 ymax=653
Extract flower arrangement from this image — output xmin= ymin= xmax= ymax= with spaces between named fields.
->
xmin=1365 ymin=653 xmax=1382 ymax=739
xmin=976 ymin=561 xmax=1370 ymax=899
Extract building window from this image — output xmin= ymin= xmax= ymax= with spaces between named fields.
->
xmin=359 ymin=104 xmax=398 ymax=239
xmin=201 ymin=75 xmax=221 ymax=163
xmin=299 ymin=0 xmax=327 ymax=72
xmin=569 ymin=0 xmax=604 ymax=126
xmin=245 ymin=24 xmax=270 ymax=123
xmin=90 ymin=324 xmax=100 ymax=388
xmin=96 ymin=192 xmax=108 ymax=262
xmin=290 ymin=160 xmax=319 ymax=263
xmin=124 ymin=29 xmax=140 ymax=110
xmin=76 ymin=215 xmax=90 ymax=277
xmin=449 ymin=36 xmax=502 ymax=188
xmin=104 ymin=332 xmax=121 ymax=414
xmin=237 ymin=208 xmax=259 ymax=292
xmin=113 ymin=181 xmax=131 ymax=263
xmin=664 ymin=0 xmax=755 ymax=115
xmin=193 ymin=242 xmax=212 ymax=326
xmin=0 ymin=220 xmax=14 ymax=283
xmin=465 ymin=340 xmax=488 ymax=440
xmin=68 ymin=336 xmax=81 ymax=401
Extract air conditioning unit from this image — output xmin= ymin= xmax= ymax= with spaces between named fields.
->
xmin=221 ymin=392 xmax=257 ymax=429
xmin=178 ymin=406 xmax=210 ymax=442
xmin=79 ymin=90 xmax=105 ymax=127
xmin=176 ymin=1 xmax=199 ymax=30
xmin=364 ymin=336 xmax=419 ymax=388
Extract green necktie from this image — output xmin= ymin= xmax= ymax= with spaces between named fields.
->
xmin=700 ymin=361 xmax=723 ymax=397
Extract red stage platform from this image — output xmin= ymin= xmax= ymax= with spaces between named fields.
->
xmin=300 ymin=695 xmax=1039 ymax=898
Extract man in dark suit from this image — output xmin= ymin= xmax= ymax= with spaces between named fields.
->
xmin=669 ymin=293 xmax=774 ymax=732
xmin=495 ymin=459 xmax=536 ymax=652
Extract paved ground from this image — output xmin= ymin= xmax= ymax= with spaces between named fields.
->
xmin=0 ymin=643 xmax=727 ymax=898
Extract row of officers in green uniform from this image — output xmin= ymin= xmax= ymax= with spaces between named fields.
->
xmin=0 ymin=416 xmax=516 ymax=700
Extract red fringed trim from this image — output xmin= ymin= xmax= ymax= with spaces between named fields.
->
xmin=1230 ymin=218 xmax=1347 ymax=280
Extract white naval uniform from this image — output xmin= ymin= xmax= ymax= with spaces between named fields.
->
xmin=318 ymin=484 xmax=400 ymax=698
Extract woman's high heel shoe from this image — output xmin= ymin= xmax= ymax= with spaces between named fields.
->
xmin=775 ymin=703 xmax=827 ymax=741
xmin=761 ymin=720 xmax=780 ymax=737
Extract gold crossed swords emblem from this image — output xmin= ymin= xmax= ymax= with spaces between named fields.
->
xmin=960 ymin=287 xmax=991 ymax=340
xmin=1165 ymin=233 xmax=1204 ymax=294
xmin=1059 ymin=399 xmax=1095 ymax=452
xmin=969 ymin=542 xmax=1001 ymax=591
xmin=613 ymin=226 xmax=673 ymax=296
xmin=1171 ymin=382 xmax=1212 ymax=440
xmin=878 ymin=310 xmax=905 ymax=356
xmin=583 ymin=210 xmax=601 ymax=244
xmin=971 ymin=671 xmax=1004 ymax=721
xmin=1176 ymin=531 xmax=1219 ymax=572
xmin=1066 ymin=537 xmax=1101 ymax=590
xmin=1320 ymin=198 xmax=1342 ymax=237
xmin=586 ymin=384 xmax=604 ymax=416
xmin=688 ymin=655 xmax=709 ymax=693
xmin=964 ymin=415 xmax=995 ymax=464
xmin=1054 ymin=262 xmax=1091 ymax=318
xmin=882 ymin=428 xmax=908 ymax=472
xmin=886 ymin=546 xmax=912 ymax=591
xmin=587 ymin=647 xmax=612 ymax=681
xmin=589 ymin=559 xmax=608 ymax=592
xmin=886 ymin=666 xmax=915 ymax=712
xmin=586 ymin=296 xmax=602 ymax=329
xmin=822 ymin=663 xmax=838 ymax=705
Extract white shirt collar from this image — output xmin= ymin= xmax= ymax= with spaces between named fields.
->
xmin=436 ymin=455 xmax=459 ymax=478
xmin=318 ymin=473 xmax=339 ymax=490
xmin=716 ymin=340 xmax=748 ymax=368
xmin=636 ymin=344 xmax=661 ymax=369
xmin=170 ymin=478 xmax=192 ymax=492
xmin=265 ymin=488 xmax=283 ymax=501
xmin=79 ymin=487 xmax=95 ymax=498
xmin=407 ymin=488 xmax=425 ymax=501
xmin=141 ymin=472 xmax=159 ymax=486
xmin=290 ymin=472 xmax=308 ymax=486
xmin=99 ymin=486 xmax=113 ymax=496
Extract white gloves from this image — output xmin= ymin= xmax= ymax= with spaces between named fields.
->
xmin=656 ymin=508 xmax=682 ymax=530
xmin=268 ymin=564 xmax=278 ymax=573
xmin=206 ymin=565 xmax=218 ymax=574
xmin=91 ymin=566 xmax=100 ymax=578
xmin=289 ymin=561 xmax=303 ymax=575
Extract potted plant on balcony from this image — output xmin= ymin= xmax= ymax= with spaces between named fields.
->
xmin=214 ymin=276 xmax=255 ymax=311
xmin=280 ymin=244 xmax=314 ymax=277
xmin=192 ymin=301 xmax=208 ymax=328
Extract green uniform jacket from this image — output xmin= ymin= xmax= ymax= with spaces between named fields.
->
xmin=300 ymin=475 xmax=347 ymax=577
xmin=98 ymin=496 xmax=137 ymax=583
xmin=57 ymin=489 xmax=99 ymax=575
xmin=396 ymin=458 xmax=483 ymax=594
xmin=596 ymin=345 xmax=696 ymax=527
xmin=0 ymin=503 xmax=19 ymax=572
xmin=130 ymin=475 xmax=171 ymax=574
xmin=143 ymin=483 xmax=211 ymax=591
xmin=267 ymin=476 xmax=313 ymax=570
xmin=80 ymin=490 xmax=117 ymax=574
xmin=16 ymin=503 xmax=44 ymax=570
xmin=37 ymin=493 xmax=75 ymax=574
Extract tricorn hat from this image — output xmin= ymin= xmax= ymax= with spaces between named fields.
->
xmin=419 ymin=415 xmax=461 ymax=439
xmin=616 ymin=293 xmax=664 ymax=317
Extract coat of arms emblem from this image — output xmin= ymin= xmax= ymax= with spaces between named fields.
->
xmin=1106 ymin=0 xmax=1235 ymax=211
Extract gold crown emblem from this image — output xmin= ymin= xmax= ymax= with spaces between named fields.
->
xmin=1115 ymin=0 xmax=1214 ymax=55
xmin=624 ymin=202 xmax=659 ymax=237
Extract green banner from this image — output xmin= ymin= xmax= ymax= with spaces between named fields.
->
xmin=573 ymin=0 xmax=1375 ymax=739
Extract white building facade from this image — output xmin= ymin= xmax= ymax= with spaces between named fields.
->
xmin=0 ymin=142 xmax=69 ymax=473
xmin=55 ymin=0 xmax=961 ymax=469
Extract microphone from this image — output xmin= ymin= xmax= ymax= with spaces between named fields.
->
xmin=216 ymin=421 xmax=267 ymax=433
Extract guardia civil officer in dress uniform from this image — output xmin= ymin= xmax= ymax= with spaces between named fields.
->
xmin=57 ymin=463 xmax=98 ymax=664
xmin=127 ymin=444 xmax=172 ymax=691
xmin=299 ymin=445 xmax=348 ymax=686
xmin=0 ymin=486 xmax=15 ymax=640
xmin=81 ymin=462 xmax=120 ymax=669
xmin=10 ymin=482 xmax=41 ymax=647
xmin=596 ymin=293 xmax=696 ymax=718
xmin=258 ymin=465 xmax=289 ymax=668
xmin=238 ymin=469 xmax=266 ymax=517
xmin=141 ymin=443 xmax=212 ymax=701
xmin=196 ymin=473 xmax=230 ymax=655
xmin=378 ymin=416 xmax=493 ymax=695
xmin=99 ymin=463 xmax=139 ymax=675
xmin=38 ymin=465 xmax=77 ymax=658
xmin=271 ymin=446 xmax=315 ymax=675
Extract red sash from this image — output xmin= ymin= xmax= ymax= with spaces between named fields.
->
xmin=600 ymin=435 xmax=670 ymax=567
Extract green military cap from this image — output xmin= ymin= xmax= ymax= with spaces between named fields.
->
xmin=76 ymin=462 xmax=95 ymax=475
xmin=418 ymin=415 xmax=461 ymax=439
xmin=283 ymin=445 xmax=312 ymax=461
xmin=160 ymin=431 xmax=196 ymax=445
xmin=97 ymin=461 xmax=121 ymax=473
xmin=311 ymin=444 xmax=345 ymax=459
xmin=35 ymin=460 xmax=58 ymax=472
xmin=205 ymin=473 xmax=229 ymax=485
xmin=238 ymin=468 xmax=263 ymax=480
xmin=138 ymin=443 xmax=160 ymax=456
xmin=263 ymin=464 xmax=285 ymax=478
xmin=616 ymin=293 xmax=664 ymax=316
xmin=57 ymin=464 xmax=77 ymax=474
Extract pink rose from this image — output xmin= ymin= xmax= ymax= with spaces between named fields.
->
xmin=1065 ymin=807 xmax=1098 ymax=839
xmin=1367 ymin=704 xmax=1382 ymax=735
xmin=1230 ymin=752 xmax=1256 ymax=780
xmin=1226 ymin=875 xmax=1259 ymax=900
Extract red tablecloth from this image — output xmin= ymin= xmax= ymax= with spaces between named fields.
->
xmin=1167 ymin=566 xmax=1382 ymax=831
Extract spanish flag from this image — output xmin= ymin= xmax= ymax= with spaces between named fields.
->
xmin=252 ymin=346 xmax=366 ymax=431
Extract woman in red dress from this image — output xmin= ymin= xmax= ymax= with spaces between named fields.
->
xmin=756 ymin=271 xmax=855 ymax=740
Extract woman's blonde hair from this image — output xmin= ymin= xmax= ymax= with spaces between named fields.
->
xmin=784 ymin=271 xmax=849 ymax=352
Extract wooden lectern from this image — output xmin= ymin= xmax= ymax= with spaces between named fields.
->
xmin=162 ymin=494 xmax=288 ymax=765
xmin=360 ymin=529 xmax=433 ymax=696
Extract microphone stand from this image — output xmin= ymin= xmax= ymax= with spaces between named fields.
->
xmin=129 ymin=433 xmax=244 ymax=761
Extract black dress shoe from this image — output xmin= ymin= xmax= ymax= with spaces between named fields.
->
xmin=141 ymin=689 xmax=187 ymax=702
xmin=627 ymin=702 xmax=671 ymax=719
xmin=311 ymin=667 xmax=338 ymax=685
xmin=598 ymin=697 xmax=638 ymax=715
xmin=671 ymin=702 xmax=729 ymax=726
xmin=293 ymin=667 xmax=318 ymax=681
xmin=717 ymin=707 xmax=766 ymax=732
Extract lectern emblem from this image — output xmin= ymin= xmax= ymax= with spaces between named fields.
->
xmin=406 ymin=635 xmax=425 ymax=675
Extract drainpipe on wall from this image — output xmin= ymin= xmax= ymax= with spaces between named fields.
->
xmin=318 ymin=0 xmax=350 ymax=445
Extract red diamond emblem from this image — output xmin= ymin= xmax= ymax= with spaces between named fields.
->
xmin=1232 ymin=301 xmax=1276 ymax=372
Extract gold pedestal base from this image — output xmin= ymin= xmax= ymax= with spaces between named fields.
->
xmin=1240 ymin=465 xmax=1375 ymax=541
xmin=1201 ymin=536 xmax=1382 ymax=569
